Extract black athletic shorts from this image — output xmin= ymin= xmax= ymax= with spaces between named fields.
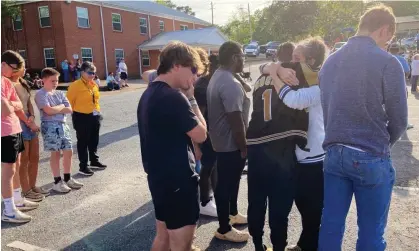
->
xmin=151 ymin=179 xmax=200 ymax=230
xmin=1 ymin=133 xmax=25 ymax=163
xmin=120 ymin=72 xmax=128 ymax=80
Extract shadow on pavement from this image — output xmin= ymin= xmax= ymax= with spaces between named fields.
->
xmin=63 ymin=201 xmax=155 ymax=251
xmin=38 ymin=123 xmax=138 ymax=164
xmin=393 ymin=131 xmax=419 ymax=188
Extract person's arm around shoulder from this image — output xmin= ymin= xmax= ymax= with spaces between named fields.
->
xmin=219 ymin=78 xmax=247 ymax=158
xmin=383 ymin=57 xmax=408 ymax=146
xmin=261 ymin=62 xmax=299 ymax=85
xmin=278 ymin=85 xmax=321 ymax=110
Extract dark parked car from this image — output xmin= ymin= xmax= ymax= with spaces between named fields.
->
xmin=260 ymin=41 xmax=280 ymax=54
xmin=266 ymin=42 xmax=281 ymax=59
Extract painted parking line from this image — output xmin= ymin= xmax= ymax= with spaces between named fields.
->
xmin=6 ymin=241 xmax=54 ymax=251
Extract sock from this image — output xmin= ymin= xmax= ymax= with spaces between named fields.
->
xmin=54 ymin=176 xmax=62 ymax=184
xmin=64 ymin=173 xmax=71 ymax=182
xmin=13 ymin=188 xmax=24 ymax=206
xmin=3 ymin=197 xmax=16 ymax=215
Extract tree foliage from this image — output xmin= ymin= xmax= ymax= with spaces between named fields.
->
xmin=222 ymin=1 xmax=419 ymax=45
xmin=1 ymin=0 xmax=21 ymax=51
xmin=155 ymin=0 xmax=195 ymax=16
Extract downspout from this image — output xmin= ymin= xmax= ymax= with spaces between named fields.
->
xmin=172 ymin=18 xmax=175 ymax=31
xmin=147 ymin=14 xmax=151 ymax=39
xmin=100 ymin=2 xmax=108 ymax=76
xmin=139 ymin=48 xmax=142 ymax=76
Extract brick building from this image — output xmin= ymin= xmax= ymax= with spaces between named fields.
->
xmin=2 ymin=0 xmax=209 ymax=78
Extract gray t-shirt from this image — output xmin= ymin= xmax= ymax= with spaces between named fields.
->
xmin=207 ymin=69 xmax=250 ymax=152
xmin=35 ymin=88 xmax=70 ymax=122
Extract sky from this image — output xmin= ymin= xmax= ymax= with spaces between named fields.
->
xmin=171 ymin=0 xmax=272 ymax=25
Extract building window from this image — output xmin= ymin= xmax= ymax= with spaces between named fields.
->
xmin=38 ymin=6 xmax=51 ymax=28
xmin=76 ymin=7 xmax=89 ymax=28
xmin=159 ymin=20 xmax=164 ymax=32
xmin=115 ymin=49 xmax=124 ymax=63
xmin=112 ymin=13 xmax=122 ymax=31
xmin=81 ymin=48 xmax=93 ymax=62
xmin=43 ymin=48 xmax=55 ymax=67
xmin=141 ymin=50 xmax=150 ymax=66
xmin=140 ymin=18 xmax=147 ymax=34
xmin=13 ymin=15 xmax=23 ymax=31
xmin=180 ymin=25 xmax=188 ymax=31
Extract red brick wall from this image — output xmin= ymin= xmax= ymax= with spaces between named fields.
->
xmin=149 ymin=16 xmax=178 ymax=37
xmin=4 ymin=1 xmax=208 ymax=77
xmin=9 ymin=1 xmax=66 ymax=70
xmin=60 ymin=2 xmax=106 ymax=77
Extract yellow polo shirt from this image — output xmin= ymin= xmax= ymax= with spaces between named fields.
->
xmin=67 ymin=77 xmax=100 ymax=114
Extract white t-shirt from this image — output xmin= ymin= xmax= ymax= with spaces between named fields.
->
xmin=118 ymin=62 xmax=128 ymax=73
xmin=411 ymin=60 xmax=419 ymax=76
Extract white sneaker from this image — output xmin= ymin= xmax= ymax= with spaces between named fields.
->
xmin=15 ymin=198 xmax=39 ymax=211
xmin=200 ymin=199 xmax=217 ymax=217
xmin=229 ymin=212 xmax=248 ymax=225
xmin=1 ymin=209 xmax=32 ymax=223
xmin=52 ymin=181 xmax=71 ymax=193
xmin=66 ymin=178 xmax=84 ymax=189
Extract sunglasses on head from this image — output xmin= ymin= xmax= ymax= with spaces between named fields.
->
xmin=7 ymin=63 xmax=21 ymax=72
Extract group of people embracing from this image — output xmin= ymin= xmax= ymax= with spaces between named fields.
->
xmin=137 ymin=4 xmax=407 ymax=251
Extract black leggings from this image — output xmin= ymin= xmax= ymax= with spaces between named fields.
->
xmin=214 ymin=150 xmax=246 ymax=233
xmin=199 ymin=139 xmax=217 ymax=204
xmin=295 ymin=161 xmax=324 ymax=251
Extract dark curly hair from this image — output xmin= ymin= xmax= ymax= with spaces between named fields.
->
xmin=277 ymin=42 xmax=295 ymax=63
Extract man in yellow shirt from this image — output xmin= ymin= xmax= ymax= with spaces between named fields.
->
xmin=67 ymin=61 xmax=107 ymax=176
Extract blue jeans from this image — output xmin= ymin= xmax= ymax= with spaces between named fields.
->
xmin=319 ymin=145 xmax=395 ymax=251
xmin=63 ymin=69 xmax=69 ymax=82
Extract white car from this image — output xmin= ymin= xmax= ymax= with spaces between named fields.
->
xmin=245 ymin=44 xmax=260 ymax=57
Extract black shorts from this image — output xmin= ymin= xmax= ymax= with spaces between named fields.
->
xmin=120 ymin=72 xmax=128 ymax=80
xmin=1 ymin=133 xmax=25 ymax=163
xmin=151 ymin=180 xmax=199 ymax=230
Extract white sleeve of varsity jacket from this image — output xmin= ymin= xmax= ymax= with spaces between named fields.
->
xmin=278 ymin=85 xmax=320 ymax=110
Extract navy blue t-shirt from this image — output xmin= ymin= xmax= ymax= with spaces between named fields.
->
xmin=137 ymin=81 xmax=199 ymax=199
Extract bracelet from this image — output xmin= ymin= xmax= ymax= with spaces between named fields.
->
xmin=188 ymin=97 xmax=196 ymax=102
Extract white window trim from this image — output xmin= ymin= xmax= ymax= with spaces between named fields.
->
xmin=76 ymin=6 xmax=90 ymax=28
xmin=112 ymin=13 xmax=122 ymax=32
xmin=13 ymin=15 xmax=23 ymax=31
xmin=115 ymin=48 xmax=124 ymax=61
xmin=141 ymin=50 xmax=150 ymax=66
xmin=81 ymin=47 xmax=93 ymax=62
xmin=38 ymin=6 xmax=51 ymax=28
xmin=180 ymin=24 xmax=188 ymax=30
xmin=140 ymin=17 xmax=148 ymax=35
xmin=159 ymin=20 xmax=164 ymax=32
xmin=43 ymin=48 xmax=55 ymax=67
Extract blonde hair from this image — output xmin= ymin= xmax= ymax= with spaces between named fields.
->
xmin=358 ymin=4 xmax=396 ymax=34
xmin=194 ymin=47 xmax=210 ymax=76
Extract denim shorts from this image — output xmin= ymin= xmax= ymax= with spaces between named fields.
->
xmin=41 ymin=121 xmax=72 ymax=152
xmin=20 ymin=120 xmax=38 ymax=141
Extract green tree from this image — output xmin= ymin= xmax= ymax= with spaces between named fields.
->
xmin=1 ymin=0 xmax=21 ymax=51
xmin=155 ymin=0 xmax=195 ymax=16
xmin=366 ymin=1 xmax=419 ymax=16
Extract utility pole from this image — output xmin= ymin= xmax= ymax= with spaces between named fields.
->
xmin=211 ymin=2 xmax=214 ymax=25
xmin=247 ymin=3 xmax=252 ymax=41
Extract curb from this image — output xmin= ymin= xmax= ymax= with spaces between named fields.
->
xmin=393 ymin=186 xmax=419 ymax=192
